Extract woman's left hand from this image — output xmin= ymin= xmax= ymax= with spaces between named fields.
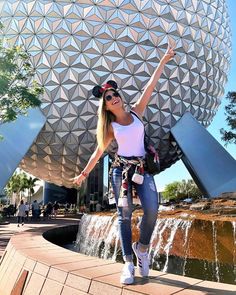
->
xmin=161 ymin=42 xmax=176 ymax=64
xmin=71 ymin=174 xmax=86 ymax=187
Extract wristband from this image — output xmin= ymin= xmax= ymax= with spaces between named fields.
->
xmin=81 ymin=171 xmax=88 ymax=178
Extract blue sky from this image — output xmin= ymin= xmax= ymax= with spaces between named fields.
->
xmin=155 ymin=0 xmax=236 ymax=191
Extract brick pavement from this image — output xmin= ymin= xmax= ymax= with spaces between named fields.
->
xmin=0 ymin=216 xmax=79 ymax=259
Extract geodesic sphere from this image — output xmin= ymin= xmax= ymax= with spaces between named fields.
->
xmin=0 ymin=0 xmax=231 ymax=187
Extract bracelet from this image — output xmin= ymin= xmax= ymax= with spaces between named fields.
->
xmin=81 ymin=170 xmax=88 ymax=178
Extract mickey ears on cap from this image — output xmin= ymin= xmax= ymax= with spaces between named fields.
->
xmin=92 ymin=80 xmax=118 ymax=98
xmin=92 ymin=85 xmax=103 ymax=98
xmin=106 ymin=80 xmax=118 ymax=90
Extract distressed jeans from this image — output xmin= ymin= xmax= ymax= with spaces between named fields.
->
xmin=111 ymin=166 xmax=159 ymax=261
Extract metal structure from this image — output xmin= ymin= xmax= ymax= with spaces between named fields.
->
xmin=0 ymin=108 xmax=46 ymax=191
xmin=171 ymin=113 xmax=236 ymax=198
xmin=0 ymin=0 xmax=232 ymax=188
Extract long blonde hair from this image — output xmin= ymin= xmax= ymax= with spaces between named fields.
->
xmin=96 ymin=89 xmax=116 ymax=150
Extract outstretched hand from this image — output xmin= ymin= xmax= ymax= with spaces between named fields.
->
xmin=162 ymin=41 xmax=176 ymax=64
xmin=71 ymin=174 xmax=86 ymax=187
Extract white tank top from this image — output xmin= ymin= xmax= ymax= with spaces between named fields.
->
xmin=111 ymin=112 xmax=146 ymax=157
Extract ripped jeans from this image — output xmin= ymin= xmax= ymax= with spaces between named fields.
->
xmin=111 ymin=166 xmax=159 ymax=261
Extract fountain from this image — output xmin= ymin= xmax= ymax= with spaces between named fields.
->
xmin=65 ymin=200 xmax=236 ymax=285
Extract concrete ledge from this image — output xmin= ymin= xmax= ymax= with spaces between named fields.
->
xmin=0 ymin=224 xmax=236 ymax=295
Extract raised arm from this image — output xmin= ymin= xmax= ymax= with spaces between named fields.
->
xmin=132 ymin=43 xmax=176 ymax=116
xmin=72 ymin=131 xmax=114 ymax=186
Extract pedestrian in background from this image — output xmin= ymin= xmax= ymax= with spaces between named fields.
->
xmin=17 ymin=200 xmax=26 ymax=227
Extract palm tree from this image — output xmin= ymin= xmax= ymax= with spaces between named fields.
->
xmin=27 ymin=176 xmax=39 ymax=204
xmin=19 ymin=172 xmax=29 ymax=199
xmin=178 ymin=179 xmax=201 ymax=200
xmin=6 ymin=172 xmax=24 ymax=204
xmin=6 ymin=171 xmax=39 ymax=205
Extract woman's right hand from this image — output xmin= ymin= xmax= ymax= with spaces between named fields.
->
xmin=161 ymin=41 xmax=176 ymax=64
xmin=72 ymin=174 xmax=86 ymax=187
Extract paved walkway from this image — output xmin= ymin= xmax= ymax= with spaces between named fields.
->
xmin=0 ymin=216 xmax=79 ymax=259
xmin=0 ymin=223 xmax=16 ymax=258
xmin=1 ymin=216 xmax=236 ymax=295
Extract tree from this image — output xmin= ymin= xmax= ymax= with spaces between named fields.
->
xmin=162 ymin=179 xmax=202 ymax=201
xmin=5 ymin=172 xmax=27 ymax=204
xmin=187 ymin=180 xmax=202 ymax=199
xmin=0 ymin=22 xmax=43 ymax=124
xmin=178 ymin=179 xmax=202 ymax=199
xmin=220 ymin=91 xmax=236 ymax=145
xmin=27 ymin=176 xmax=39 ymax=204
xmin=5 ymin=171 xmax=39 ymax=204
xmin=162 ymin=181 xmax=180 ymax=201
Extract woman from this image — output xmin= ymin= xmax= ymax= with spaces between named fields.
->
xmin=73 ymin=43 xmax=176 ymax=284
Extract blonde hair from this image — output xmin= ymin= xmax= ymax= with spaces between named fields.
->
xmin=96 ymin=89 xmax=116 ymax=150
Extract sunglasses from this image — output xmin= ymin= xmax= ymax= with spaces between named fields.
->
xmin=104 ymin=92 xmax=120 ymax=101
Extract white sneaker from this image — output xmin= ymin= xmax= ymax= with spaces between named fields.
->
xmin=132 ymin=242 xmax=150 ymax=277
xmin=120 ymin=262 xmax=135 ymax=284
